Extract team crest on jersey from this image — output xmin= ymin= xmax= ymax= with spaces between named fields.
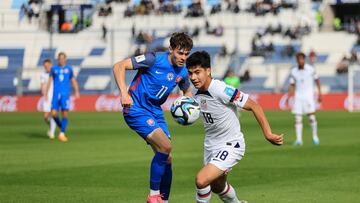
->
xmin=147 ymin=119 xmax=155 ymax=126
xmin=135 ymin=55 xmax=146 ymax=63
xmin=200 ymin=99 xmax=207 ymax=110
xmin=224 ymin=87 xmax=235 ymax=97
xmin=175 ymin=76 xmax=182 ymax=83
xmin=167 ymin=73 xmax=174 ymax=81
xmin=64 ymin=69 xmax=69 ymax=74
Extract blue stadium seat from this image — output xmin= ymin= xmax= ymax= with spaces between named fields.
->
xmin=0 ymin=49 xmax=24 ymax=94
xmin=89 ymin=48 xmax=105 ymax=56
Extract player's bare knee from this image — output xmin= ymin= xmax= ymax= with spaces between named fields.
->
xmin=195 ymin=175 xmax=209 ymax=189
xmin=51 ymin=111 xmax=58 ymax=117
xmin=158 ymin=142 xmax=172 ymax=154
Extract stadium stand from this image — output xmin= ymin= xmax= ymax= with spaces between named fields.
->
xmin=0 ymin=0 xmax=359 ymax=95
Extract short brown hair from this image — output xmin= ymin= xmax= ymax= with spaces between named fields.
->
xmin=58 ymin=52 xmax=67 ymax=58
xmin=43 ymin=58 xmax=52 ymax=64
xmin=296 ymin=52 xmax=306 ymax=59
xmin=169 ymin=32 xmax=193 ymax=51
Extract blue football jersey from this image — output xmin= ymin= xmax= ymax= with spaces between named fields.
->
xmin=51 ymin=64 xmax=74 ymax=95
xmin=128 ymin=52 xmax=190 ymax=111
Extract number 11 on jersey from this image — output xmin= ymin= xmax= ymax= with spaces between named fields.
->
xmin=156 ymin=85 xmax=168 ymax=98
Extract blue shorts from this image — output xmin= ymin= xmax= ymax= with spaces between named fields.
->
xmin=123 ymin=106 xmax=170 ymax=140
xmin=51 ymin=93 xmax=70 ymax=111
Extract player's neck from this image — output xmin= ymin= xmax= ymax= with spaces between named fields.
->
xmin=298 ymin=65 xmax=304 ymax=70
xmin=167 ymin=54 xmax=177 ymax=67
xmin=199 ymin=78 xmax=212 ymax=91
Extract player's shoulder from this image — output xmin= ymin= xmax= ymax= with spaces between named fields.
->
xmin=290 ymin=66 xmax=298 ymax=72
xmin=304 ymin=63 xmax=315 ymax=71
xmin=209 ymin=79 xmax=234 ymax=97
xmin=153 ymin=52 xmax=169 ymax=64
xmin=65 ymin=64 xmax=73 ymax=69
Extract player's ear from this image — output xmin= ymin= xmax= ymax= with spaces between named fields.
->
xmin=169 ymin=46 xmax=173 ymax=54
xmin=206 ymin=67 xmax=211 ymax=76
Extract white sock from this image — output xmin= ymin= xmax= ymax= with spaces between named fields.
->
xmin=163 ymin=201 xmax=168 ymax=203
xmin=295 ymin=115 xmax=303 ymax=143
xmin=150 ymin=189 xmax=160 ymax=196
xmin=49 ymin=118 xmax=56 ymax=137
xmin=218 ymin=183 xmax=240 ymax=203
xmin=196 ymin=185 xmax=211 ymax=203
xmin=308 ymin=114 xmax=319 ymax=140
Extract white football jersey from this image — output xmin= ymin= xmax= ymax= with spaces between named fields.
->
xmin=40 ymin=71 xmax=53 ymax=99
xmin=194 ymin=79 xmax=249 ymax=150
xmin=289 ymin=64 xmax=318 ymax=99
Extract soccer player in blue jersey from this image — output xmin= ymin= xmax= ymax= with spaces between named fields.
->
xmin=45 ymin=52 xmax=80 ymax=142
xmin=113 ymin=32 xmax=193 ymax=203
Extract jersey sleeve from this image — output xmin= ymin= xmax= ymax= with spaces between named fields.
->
xmin=69 ymin=67 xmax=74 ymax=78
xmin=312 ymin=69 xmax=319 ymax=80
xmin=213 ymin=80 xmax=249 ymax=108
xmin=50 ymin=67 xmax=55 ymax=77
xmin=289 ymin=70 xmax=295 ymax=84
xmin=178 ymin=75 xmax=190 ymax=91
xmin=130 ymin=52 xmax=156 ymax=70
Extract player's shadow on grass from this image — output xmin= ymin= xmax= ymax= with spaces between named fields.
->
xmin=25 ymin=132 xmax=48 ymax=139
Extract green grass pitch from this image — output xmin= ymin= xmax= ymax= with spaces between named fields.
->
xmin=0 ymin=111 xmax=359 ymax=203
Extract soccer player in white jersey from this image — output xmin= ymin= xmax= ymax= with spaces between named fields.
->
xmin=40 ymin=59 xmax=56 ymax=139
xmin=186 ymin=51 xmax=284 ymax=203
xmin=287 ymin=52 xmax=322 ymax=146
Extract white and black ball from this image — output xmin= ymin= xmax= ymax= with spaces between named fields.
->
xmin=170 ymin=96 xmax=200 ymax=125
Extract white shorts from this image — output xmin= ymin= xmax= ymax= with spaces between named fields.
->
xmin=204 ymin=140 xmax=245 ymax=172
xmin=292 ymin=97 xmax=316 ymax=115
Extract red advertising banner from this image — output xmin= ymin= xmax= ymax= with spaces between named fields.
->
xmin=0 ymin=93 xmax=359 ymax=112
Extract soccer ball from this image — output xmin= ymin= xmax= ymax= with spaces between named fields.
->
xmin=170 ymin=96 xmax=200 ymax=125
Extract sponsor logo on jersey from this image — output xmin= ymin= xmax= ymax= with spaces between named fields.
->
xmin=224 ymin=87 xmax=235 ymax=97
xmin=135 ymin=55 xmax=146 ymax=63
xmin=175 ymin=76 xmax=182 ymax=83
xmin=167 ymin=73 xmax=174 ymax=81
xmin=155 ymin=70 xmax=164 ymax=74
xmin=147 ymin=119 xmax=155 ymax=126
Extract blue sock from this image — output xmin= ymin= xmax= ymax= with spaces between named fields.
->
xmin=53 ymin=116 xmax=62 ymax=128
xmin=160 ymin=163 xmax=172 ymax=200
xmin=150 ymin=152 xmax=169 ymax=191
xmin=61 ymin=118 xmax=68 ymax=133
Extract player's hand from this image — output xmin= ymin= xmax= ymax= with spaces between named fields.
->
xmin=285 ymin=98 xmax=289 ymax=107
xmin=121 ymin=94 xmax=133 ymax=108
xmin=318 ymin=94 xmax=322 ymax=103
xmin=285 ymin=96 xmax=292 ymax=108
xmin=266 ymin=133 xmax=284 ymax=146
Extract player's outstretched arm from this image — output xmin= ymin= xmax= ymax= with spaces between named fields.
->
xmin=113 ymin=58 xmax=134 ymax=107
xmin=44 ymin=76 xmax=53 ymax=102
xmin=41 ymin=80 xmax=46 ymax=96
xmin=286 ymin=84 xmax=295 ymax=106
xmin=243 ymin=98 xmax=284 ymax=146
xmin=71 ymin=77 xmax=80 ymax=98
